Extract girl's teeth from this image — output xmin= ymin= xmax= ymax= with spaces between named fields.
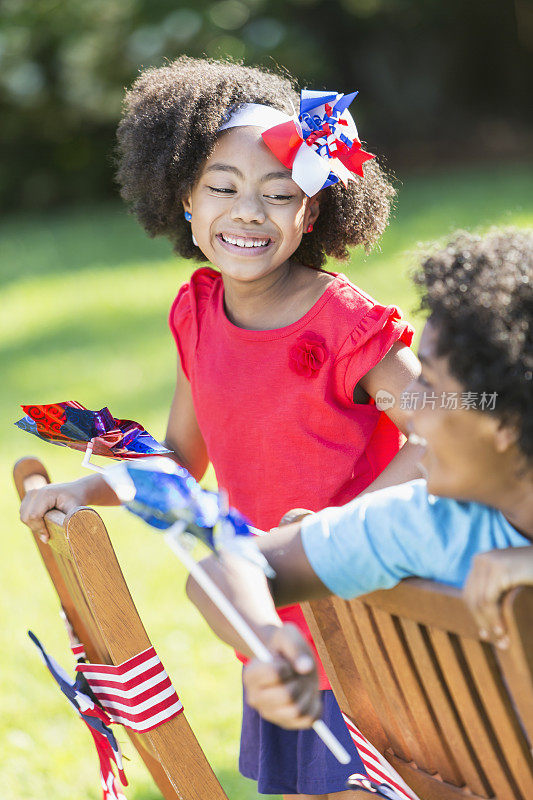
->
xmin=408 ymin=433 xmax=428 ymax=447
xmin=222 ymin=235 xmax=268 ymax=248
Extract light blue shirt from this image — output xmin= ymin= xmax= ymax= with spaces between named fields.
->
xmin=300 ymin=479 xmax=531 ymax=599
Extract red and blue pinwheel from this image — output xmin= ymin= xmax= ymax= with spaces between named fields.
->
xmin=15 ymin=401 xmax=170 ymax=461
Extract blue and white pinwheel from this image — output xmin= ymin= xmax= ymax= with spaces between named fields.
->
xmin=103 ymin=457 xmax=275 ymax=577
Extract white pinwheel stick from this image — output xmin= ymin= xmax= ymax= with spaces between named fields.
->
xmin=165 ymin=524 xmax=351 ymax=766
xmin=82 ymin=440 xmax=105 ymax=473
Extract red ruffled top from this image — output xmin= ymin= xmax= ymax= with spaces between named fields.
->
xmin=170 ymin=267 xmax=414 ymax=688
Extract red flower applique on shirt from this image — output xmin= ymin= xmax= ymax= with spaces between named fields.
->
xmin=289 ymin=332 xmax=328 ymax=378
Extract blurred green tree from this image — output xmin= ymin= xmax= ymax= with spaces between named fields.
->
xmin=1 ymin=0 xmax=531 ymax=210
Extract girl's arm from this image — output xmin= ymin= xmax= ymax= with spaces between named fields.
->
xmin=164 ymin=357 xmax=209 ymax=481
xmin=20 ymin=358 xmax=208 ymax=539
xmin=358 ymin=341 xmax=424 ymax=494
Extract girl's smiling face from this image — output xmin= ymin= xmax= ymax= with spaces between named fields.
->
xmin=183 ymin=126 xmax=320 ymax=283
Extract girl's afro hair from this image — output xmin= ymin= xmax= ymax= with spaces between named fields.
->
xmin=116 ymin=56 xmax=395 ymax=269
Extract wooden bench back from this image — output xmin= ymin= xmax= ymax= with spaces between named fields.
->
xmin=302 ymin=581 xmax=533 ymax=800
xmin=14 ymin=456 xmax=228 ymax=800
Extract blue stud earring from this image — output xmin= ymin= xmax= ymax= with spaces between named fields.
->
xmin=184 ymin=210 xmax=197 ymax=244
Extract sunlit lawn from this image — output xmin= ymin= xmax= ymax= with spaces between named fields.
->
xmin=1 ymin=164 xmax=532 ymax=800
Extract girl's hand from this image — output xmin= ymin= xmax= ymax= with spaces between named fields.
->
xmin=463 ymin=546 xmax=533 ymax=647
xmin=243 ymin=624 xmax=321 ymax=729
xmin=276 ymin=508 xmax=313 ymax=528
xmin=20 ymin=479 xmax=105 ymax=542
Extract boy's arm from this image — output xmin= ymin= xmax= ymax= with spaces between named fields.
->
xmin=185 ymin=521 xmax=331 ymax=656
xmin=187 ymin=481 xmax=441 ymax=728
xmin=186 ymin=482 xmax=436 ymax=651
xmin=188 ymin=484 xmax=492 ymax=730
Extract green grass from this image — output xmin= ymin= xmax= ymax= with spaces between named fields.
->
xmin=1 ymin=163 xmax=532 ymax=800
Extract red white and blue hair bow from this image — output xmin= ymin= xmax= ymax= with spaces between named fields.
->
xmin=219 ymin=89 xmax=375 ymax=196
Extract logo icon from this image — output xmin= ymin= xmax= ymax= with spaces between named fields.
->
xmin=375 ymin=389 xmax=396 ymax=411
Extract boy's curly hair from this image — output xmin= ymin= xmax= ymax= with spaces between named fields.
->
xmin=116 ymin=56 xmax=395 ymax=269
xmin=414 ymin=229 xmax=533 ymax=463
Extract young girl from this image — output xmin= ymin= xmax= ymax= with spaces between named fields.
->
xmin=21 ymin=57 xmax=423 ymax=799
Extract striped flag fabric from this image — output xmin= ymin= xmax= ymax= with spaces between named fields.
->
xmin=342 ymin=712 xmax=418 ymax=800
xmin=71 ymin=642 xmax=86 ymax=659
xmin=76 ymin=646 xmax=183 ymax=732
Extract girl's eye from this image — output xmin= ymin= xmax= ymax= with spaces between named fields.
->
xmin=419 ymin=374 xmax=432 ymax=389
xmin=264 ymin=194 xmax=294 ymax=201
xmin=208 ymin=186 xmax=235 ymax=194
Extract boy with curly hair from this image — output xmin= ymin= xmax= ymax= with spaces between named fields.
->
xmin=187 ymin=228 xmax=533 ymax=741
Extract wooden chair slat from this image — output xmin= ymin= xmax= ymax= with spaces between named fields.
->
xmin=300 ymin=600 xmax=350 ymax=708
xmin=14 ymin=457 xmax=228 ymax=800
xmin=498 ymin=587 xmax=533 ymax=743
xmin=461 ymin=638 xmax=533 ymax=800
xmin=373 ymin=609 xmax=449 ymax=775
xmin=361 ymin=604 xmax=437 ymax=767
xmin=429 ymin=628 xmax=517 ymax=800
xmin=65 ymin=506 xmax=230 ymax=799
xmin=49 ymin=546 xmax=109 ymax=661
xmin=302 ymin=597 xmax=389 ymax=751
xmin=399 ymin=619 xmax=482 ymax=791
xmin=388 ymin=755 xmax=493 ymax=800
xmin=361 ymin=582 xmax=481 ymax=638
xmin=334 ymin=598 xmax=413 ymax=761
xmin=66 ymin=508 xmax=152 ymax=659
xmin=371 ymin=609 xmax=436 ymax=773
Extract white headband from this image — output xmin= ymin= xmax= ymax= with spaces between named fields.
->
xmin=219 ymin=103 xmax=295 ymax=132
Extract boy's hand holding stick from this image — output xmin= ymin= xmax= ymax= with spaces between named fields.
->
xmin=165 ymin=523 xmax=351 ymax=765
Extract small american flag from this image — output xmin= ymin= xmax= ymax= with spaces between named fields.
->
xmin=29 ymin=631 xmax=127 ymax=800
xmin=76 ymin=646 xmax=183 ymax=732
xmin=342 ymin=712 xmax=418 ymax=800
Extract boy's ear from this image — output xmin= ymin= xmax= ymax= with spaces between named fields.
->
xmin=494 ymin=422 xmax=519 ymax=454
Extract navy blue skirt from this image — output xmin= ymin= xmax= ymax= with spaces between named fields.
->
xmin=239 ymin=686 xmax=365 ymax=795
